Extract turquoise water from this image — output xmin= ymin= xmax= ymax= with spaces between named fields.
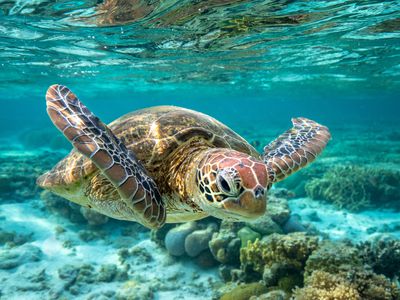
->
xmin=0 ymin=1 xmax=399 ymax=299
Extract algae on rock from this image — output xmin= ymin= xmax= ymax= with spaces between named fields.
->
xmin=237 ymin=227 xmax=261 ymax=248
xmin=220 ymin=282 xmax=268 ymax=300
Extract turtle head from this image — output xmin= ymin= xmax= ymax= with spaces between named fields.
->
xmin=195 ymin=149 xmax=269 ymax=221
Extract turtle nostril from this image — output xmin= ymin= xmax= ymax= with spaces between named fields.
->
xmin=254 ymin=187 xmax=265 ymax=198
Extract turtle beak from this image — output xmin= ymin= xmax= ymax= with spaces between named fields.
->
xmin=222 ymin=188 xmax=266 ymax=219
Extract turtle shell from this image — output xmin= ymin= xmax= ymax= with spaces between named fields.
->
xmin=43 ymin=106 xmax=260 ymax=189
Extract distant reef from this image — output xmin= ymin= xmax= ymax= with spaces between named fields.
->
xmin=0 ymin=148 xmax=64 ymax=202
xmin=305 ymin=165 xmax=400 ymax=211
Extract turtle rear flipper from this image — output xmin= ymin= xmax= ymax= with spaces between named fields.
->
xmin=45 ymin=84 xmax=165 ymax=229
xmin=263 ymin=117 xmax=331 ymax=183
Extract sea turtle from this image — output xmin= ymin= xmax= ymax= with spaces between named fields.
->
xmin=37 ymin=84 xmax=331 ymax=229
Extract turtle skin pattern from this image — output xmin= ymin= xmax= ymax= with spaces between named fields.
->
xmin=263 ymin=117 xmax=331 ymax=183
xmin=45 ymin=84 xmax=165 ymax=229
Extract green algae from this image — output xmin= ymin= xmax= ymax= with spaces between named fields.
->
xmin=220 ymin=282 xmax=268 ymax=300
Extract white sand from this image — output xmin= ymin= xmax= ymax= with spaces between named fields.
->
xmin=289 ymin=197 xmax=400 ymax=241
xmin=0 ymin=199 xmax=219 ymax=300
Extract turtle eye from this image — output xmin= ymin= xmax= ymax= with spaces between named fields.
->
xmin=217 ymin=173 xmax=236 ymax=196
xmin=218 ymin=175 xmax=230 ymax=192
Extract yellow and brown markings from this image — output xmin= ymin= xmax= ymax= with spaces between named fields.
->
xmin=37 ymin=150 xmax=96 ymax=189
xmin=40 ymin=104 xmax=261 ymax=223
xmin=86 ymin=173 xmax=120 ymax=202
xmin=263 ymin=117 xmax=331 ymax=183
xmin=110 ymin=106 xmax=258 ymax=165
xmin=158 ymin=139 xmax=211 ymax=212
xmin=43 ymin=85 xmax=166 ymax=229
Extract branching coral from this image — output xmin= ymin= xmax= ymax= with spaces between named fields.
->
xmin=292 ymin=270 xmax=361 ymax=300
xmin=357 ymin=236 xmax=400 ymax=278
xmin=305 ymin=165 xmax=400 ymax=211
xmin=294 ymin=269 xmax=400 ymax=300
xmin=346 ymin=269 xmax=400 ymax=300
xmin=294 ymin=242 xmax=400 ymax=300
xmin=299 ymin=239 xmax=400 ymax=300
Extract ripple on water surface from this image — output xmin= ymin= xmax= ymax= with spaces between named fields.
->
xmin=0 ymin=0 xmax=399 ymax=94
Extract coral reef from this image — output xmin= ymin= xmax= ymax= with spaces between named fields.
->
xmin=0 ymin=227 xmax=32 ymax=247
xmin=97 ymin=264 xmax=127 ymax=282
xmin=55 ymin=263 xmax=127 ymax=297
xmin=209 ymin=221 xmax=243 ymax=265
xmin=247 ymin=214 xmax=283 ymax=236
xmin=195 ymin=250 xmax=219 ymax=268
xmin=293 ymin=269 xmax=400 ymax=300
xmin=162 ymin=221 xmax=219 ymax=268
xmin=207 ymin=193 xmax=294 ymax=282
xmin=209 ymin=193 xmax=290 ymax=267
xmin=292 ymin=270 xmax=361 ymax=300
xmin=263 ymin=194 xmax=291 ymax=226
xmin=294 ymin=238 xmax=400 ymax=300
xmin=305 ymin=165 xmax=400 ymax=211
xmin=236 ymin=232 xmax=399 ymax=299
xmin=237 ymin=226 xmax=261 ymax=248
xmin=0 ymin=244 xmax=42 ymax=270
xmin=164 ymin=222 xmax=198 ymax=256
xmin=184 ymin=223 xmax=218 ymax=257
xmin=150 ymin=223 xmax=175 ymax=247
xmin=240 ymin=233 xmax=319 ymax=286
xmin=358 ymin=235 xmax=400 ymax=278
xmin=116 ymin=280 xmax=155 ymax=300
xmin=347 ymin=269 xmax=400 ymax=300
xmin=304 ymin=241 xmax=362 ymax=278
xmin=0 ymin=149 xmax=64 ymax=201
xmin=282 ymin=215 xmax=308 ymax=233
xmin=78 ymin=229 xmax=106 ymax=242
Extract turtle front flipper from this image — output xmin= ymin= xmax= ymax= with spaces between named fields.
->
xmin=263 ymin=117 xmax=331 ymax=183
xmin=45 ymin=84 xmax=165 ymax=229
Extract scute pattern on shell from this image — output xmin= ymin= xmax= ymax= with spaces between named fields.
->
xmin=108 ymin=106 xmax=260 ymax=173
xmin=41 ymin=105 xmax=259 ymax=221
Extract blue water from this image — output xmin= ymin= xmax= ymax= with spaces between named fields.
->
xmin=0 ymin=1 xmax=399 ymax=299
